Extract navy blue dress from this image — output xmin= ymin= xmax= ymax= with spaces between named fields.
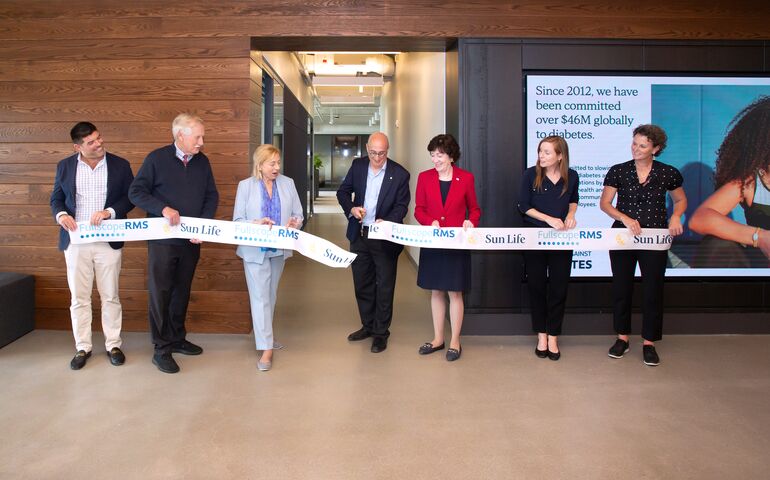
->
xmin=417 ymin=181 xmax=471 ymax=292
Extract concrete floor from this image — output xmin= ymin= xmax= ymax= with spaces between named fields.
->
xmin=1 ymin=205 xmax=769 ymax=479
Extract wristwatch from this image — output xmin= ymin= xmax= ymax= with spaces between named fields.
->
xmin=752 ymin=227 xmax=761 ymax=248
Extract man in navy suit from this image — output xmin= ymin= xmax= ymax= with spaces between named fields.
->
xmin=337 ymin=132 xmax=410 ymax=353
xmin=50 ymin=122 xmax=135 ymax=370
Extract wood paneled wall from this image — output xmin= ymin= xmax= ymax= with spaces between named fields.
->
xmin=0 ymin=1 xmax=766 ymax=333
xmin=0 ymin=28 xmax=254 ymax=333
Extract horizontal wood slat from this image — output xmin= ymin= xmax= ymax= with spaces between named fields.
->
xmin=0 ymin=143 xmax=250 ymax=164
xmin=36 ymin=288 xmax=250 ymax=312
xmin=28 ymin=267 xmax=247 ymax=291
xmin=0 ymin=58 xmax=249 ymax=82
xmin=0 ymin=100 xmax=251 ymax=123
xmin=0 ymin=37 xmax=250 ymax=61
xmin=0 ymin=15 xmax=768 ymax=41
xmin=0 ymin=122 xmax=248 ymax=143
xmin=0 ymin=1 xmax=765 ymax=21
xmin=0 ymin=164 xmax=252 ymax=185
xmin=0 ymin=202 xmax=243 ymax=224
xmin=0 ymin=79 xmax=249 ymax=102
xmin=0 ymin=187 xmax=236 ymax=208
xmin=0 ymin=245 xmax=246 ymax=270
xmin=35 ymin=310 xmax=252 ymax=334
xmin=0 ymin=183 xmax=52 ymax=204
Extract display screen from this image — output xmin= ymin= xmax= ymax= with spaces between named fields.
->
xmin=525 ymin=74 xmax=770 ymax=277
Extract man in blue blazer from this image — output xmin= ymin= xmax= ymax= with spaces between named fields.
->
xmin=337 ymin=132 xmax=410 ymax=353
xmin=50 ymin=122 xmax=135 ymax=370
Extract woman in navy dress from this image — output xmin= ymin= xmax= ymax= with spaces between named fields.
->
xmin=415 ymin=134 xmax=481 ymax=361
xmin=518 ymin=135 xmax=579 ymax=361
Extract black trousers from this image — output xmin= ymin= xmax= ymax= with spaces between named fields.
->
xmin=523 ymin=250 xmax=573 ymax=336
xmin=609 ymin=249 xmax=667 ymax=342
xmin=350 ymin=235 xmax=401 ymax=339
xmin=147 ymin=242 xmax=200 ymax=354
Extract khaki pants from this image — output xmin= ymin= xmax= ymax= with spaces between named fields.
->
xmin=63 ymin=242 xmax=123 ymax=352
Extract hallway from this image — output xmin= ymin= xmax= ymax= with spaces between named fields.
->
xmin=0 ymin=210 xmax=769 ymax=479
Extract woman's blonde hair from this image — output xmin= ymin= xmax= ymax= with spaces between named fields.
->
xmin=252 ymin=144 xmax=281 ymax=179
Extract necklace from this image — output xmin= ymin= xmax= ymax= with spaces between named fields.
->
xmin=635 ymin=160 xmax=652 ymax=185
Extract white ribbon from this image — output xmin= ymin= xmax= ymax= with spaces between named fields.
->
xmin=366 ymin=221 xmax=672 ymax=251
xmin=69 ymin=217 xmax=357 ymax=268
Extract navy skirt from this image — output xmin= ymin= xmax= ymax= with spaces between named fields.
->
xmin=417 ymin=247 xmax=471 ymax=292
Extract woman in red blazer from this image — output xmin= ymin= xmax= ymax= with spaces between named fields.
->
xmin=415 ymin=134 xmax=481 ymax=361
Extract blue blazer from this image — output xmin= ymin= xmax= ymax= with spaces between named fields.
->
xmin=50 ymin=153 xmax=135 ymax=251
xmin=233 ymin=175 xmax=304 ymax=264
xmin=336 ymin=157 xmax=411 ymax=242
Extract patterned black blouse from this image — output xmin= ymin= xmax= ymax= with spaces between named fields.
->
xmin=603 ymin=160 xmax=683 ymax=228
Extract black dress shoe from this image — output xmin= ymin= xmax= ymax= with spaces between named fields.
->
xmin=172 ymin=339 xmax=202 ymax=356
xmin=107 ymin=347 xmax=125 ymax=366
xmin=152 ymin=353 xmax=180 ymax=374
xmin=446 ymin=345 xmax=462 ymax=361
xmin=419 ymin=342 xmax=445 ymax=355
xmin=70 ymin=350 xmax=91 ymax=370
xmin=547 ymin=350 xmax=561 ymax=361
xmin=371 ymin=337 xmax=387 ymax=353
xmin=535 ymin=347 xmax=549 ymax=358
xmin=347 ymin=328 xmax=372 ymax=341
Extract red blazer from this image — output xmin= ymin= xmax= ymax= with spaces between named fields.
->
xmin=414 ymin=166 xmax=481 ymax=228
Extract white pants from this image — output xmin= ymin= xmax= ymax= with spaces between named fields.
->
xmin=243 ymin=256 xmax=285 ymax=350
xmin=63 ymin=242 xmax=123 ymax=352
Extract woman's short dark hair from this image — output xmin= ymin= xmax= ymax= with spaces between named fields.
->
xmin=632 ymin=124 xmax=667 ymax=156
xmin=427 ymin=134 xmax=461 ymax=163
xmin=70 ymin=122 xmax=98 ymax=144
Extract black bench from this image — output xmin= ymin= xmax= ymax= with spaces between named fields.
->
xmin=0 ymin=272 xmax=35 ymax=348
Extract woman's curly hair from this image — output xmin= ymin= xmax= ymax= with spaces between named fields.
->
xmin=714 ymin=96 xmax=770 ymax=192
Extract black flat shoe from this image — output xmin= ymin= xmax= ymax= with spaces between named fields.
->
xmin=347 ymin=328 xmax=371 ymax=341
xmin=152 ymin=353 xmax=180 ymax=374
xmin=371 ymin=337 xmax=387 ymax=353
xmin=419 ymin=342 xmax=445 ymax=355
xmin=547 ymin=350 xmax=561 ymax=361
xmin=446 ymin=346 xmax=462 ymax=362
xmin=535 ymin=347 xmax=549 ymax=358
xmin=107 ymin=347 xmax=125 ymax=366
xmin=70 ymin=350 xmax=91 ymax=370
xmin=172 ymin=340 xmax=202 ymax=356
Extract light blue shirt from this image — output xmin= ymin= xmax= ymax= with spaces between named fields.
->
xmin=363 ymin=160 xmax=387 ymax=227
xmin=174 ymin=143 xmax=191 ymax=163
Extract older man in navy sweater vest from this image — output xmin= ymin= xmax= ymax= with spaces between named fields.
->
xmin=129 ymin=113 xmax=219 ymax=373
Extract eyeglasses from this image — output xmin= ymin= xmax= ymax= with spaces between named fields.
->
xmin=368 ymin=150 xmax=387 ymax=157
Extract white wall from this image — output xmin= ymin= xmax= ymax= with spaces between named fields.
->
xmin=261 ymin=51 xmax=314 ymax=113
xmin=381 ymin=52 xmax=446 ymax=263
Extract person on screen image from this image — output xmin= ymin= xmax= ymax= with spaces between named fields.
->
xmin=414 ymin=134 xmax=481 ymax=362
xmin=517 ymin=135 xmax=578 ymax=361
xmin=233 ymin=144 xmax=303 ymax=372
xmin=600 ymin=124 xmax=687 ymax=367
xmin=689 ymin=96 xmax=770 ymax=266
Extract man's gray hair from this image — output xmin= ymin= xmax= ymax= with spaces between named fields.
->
xmin=172 ymin=113 xmax=204 ymax=138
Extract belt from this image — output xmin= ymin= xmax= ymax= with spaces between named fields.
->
xmin=360 ymin=225 xmax=370 ymax=238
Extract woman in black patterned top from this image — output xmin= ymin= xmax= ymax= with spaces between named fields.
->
xmin=600 ymin=124 xmax=687 ymax=367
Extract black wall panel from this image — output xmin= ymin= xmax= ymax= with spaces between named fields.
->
xmin=282 ymin=88 xmax=309 ymax=222
xmin=457 ymin=39 xmax=770 ymax=334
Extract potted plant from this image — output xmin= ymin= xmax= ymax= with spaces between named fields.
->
xmin=313 ymin=154 xmax=325 ymax=196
